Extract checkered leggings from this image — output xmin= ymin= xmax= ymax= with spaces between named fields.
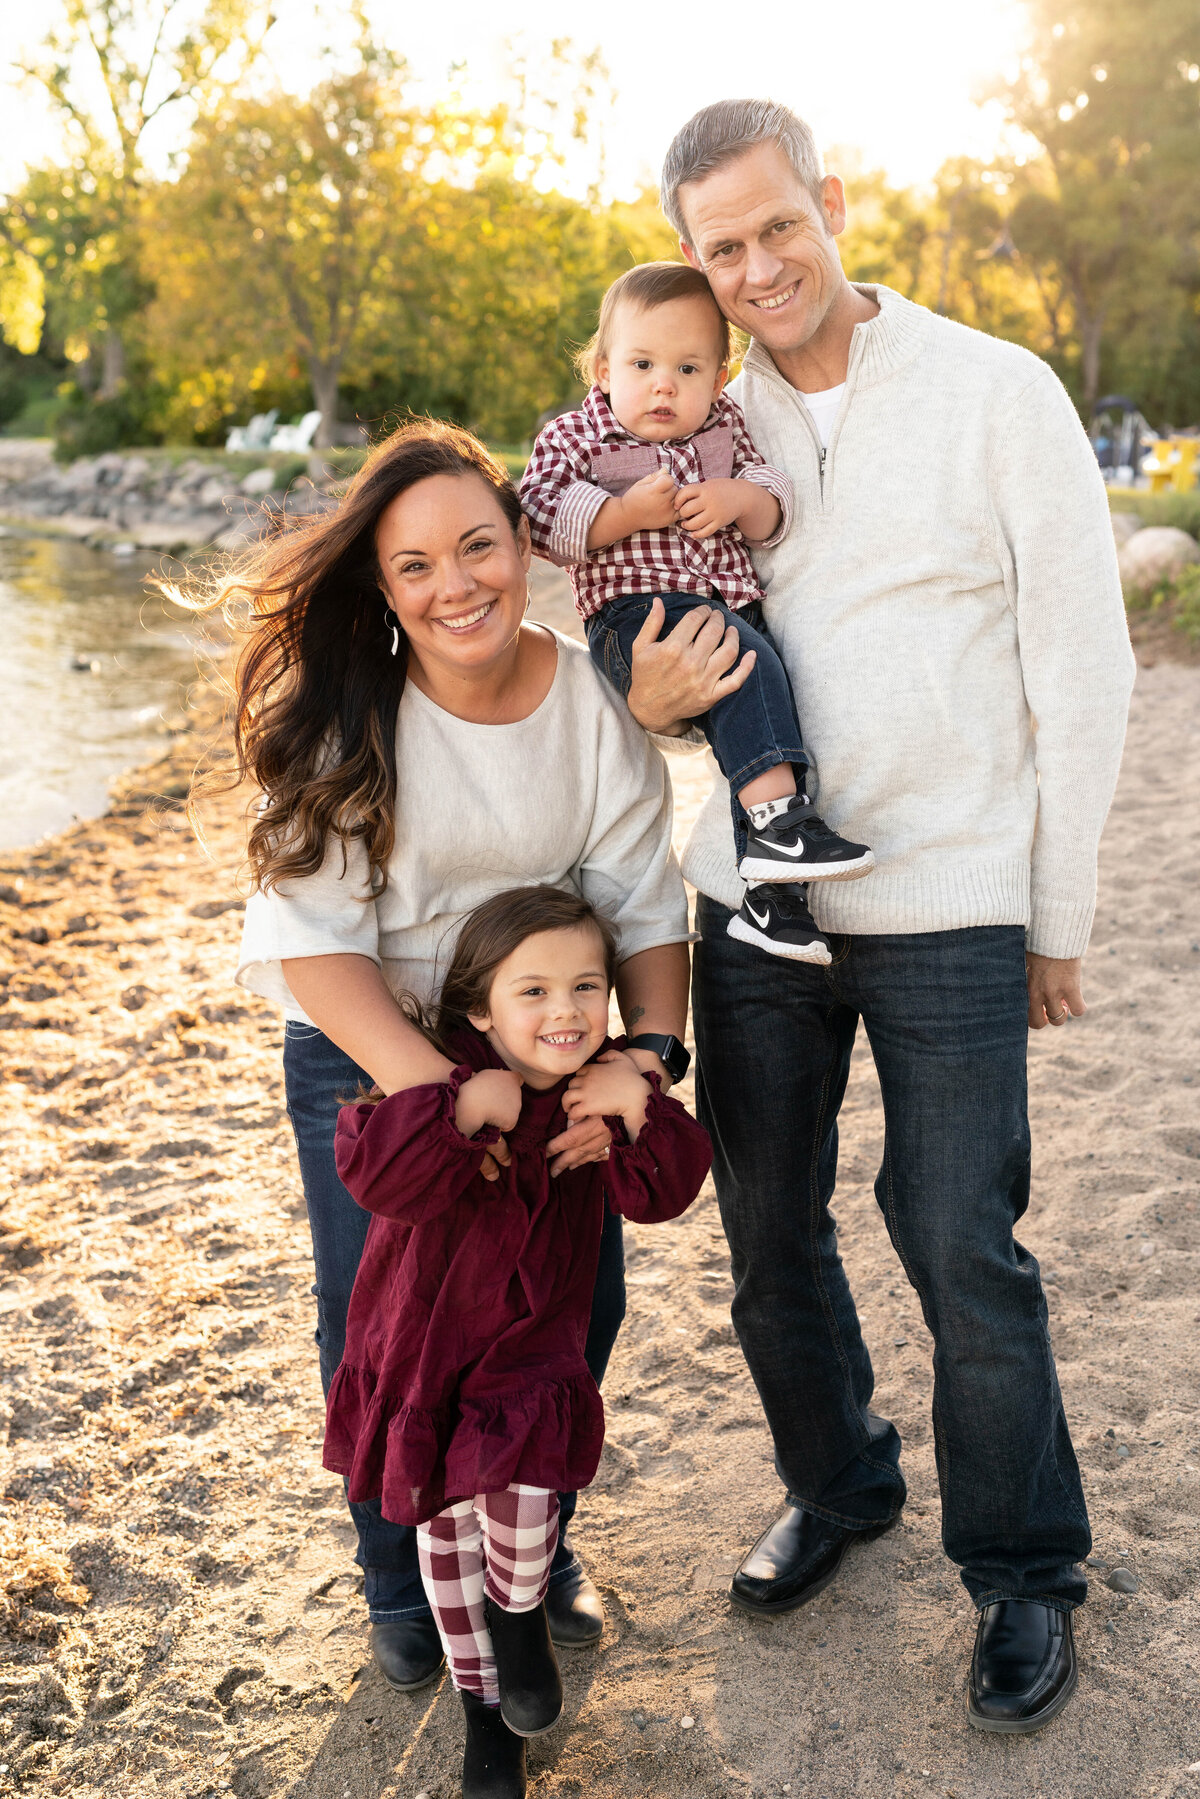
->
xmin=416 ymin=1484 xmax=560 ymax=1705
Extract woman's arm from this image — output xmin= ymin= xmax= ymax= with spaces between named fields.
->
xmin=281 ymin=953 xmax=453 ymax=1092
xmin=615 ymin=943 xmax=690 ymax=1088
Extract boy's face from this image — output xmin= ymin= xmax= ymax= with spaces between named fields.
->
xmin=469 ymin=924 xmax=611 ymax=1090
xmin=596 ymin=294 xmax=727 ymax=442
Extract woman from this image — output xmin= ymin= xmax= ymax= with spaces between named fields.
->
xmin=201 ymin=421 xmax=692 ymax=1696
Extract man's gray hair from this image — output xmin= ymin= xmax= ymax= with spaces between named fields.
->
xmin=660 ymin=99 xmax=826 ymax=241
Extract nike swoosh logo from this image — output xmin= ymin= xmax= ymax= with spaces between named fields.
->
xmin=763 ymin=838 xmax=811 ymax=857
xmin=746 ymin=902 xmax=771 ymax=926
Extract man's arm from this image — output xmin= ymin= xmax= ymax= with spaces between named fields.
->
xmin=989 ymin=368 xmax=1136 ymax=1010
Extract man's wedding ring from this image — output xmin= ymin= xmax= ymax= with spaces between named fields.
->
xmin=1049 ymin=1007 xmax=1068 ymax=1022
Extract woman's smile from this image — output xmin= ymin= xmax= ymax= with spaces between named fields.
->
xmin=436 ymin=599 xmax=498 ymax=634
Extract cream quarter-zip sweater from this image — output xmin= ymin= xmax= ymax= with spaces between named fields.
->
xmin=682 ymin=285 xmax=1136 ymax=960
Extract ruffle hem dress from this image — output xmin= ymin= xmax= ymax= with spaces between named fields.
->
xmin=322 ymin=1029 xmax=712 ymax=1525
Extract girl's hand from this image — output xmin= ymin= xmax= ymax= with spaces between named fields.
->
xmin=564 ymin=1049 xmax=652 ymax=1142
xmin=455 ymin=1068 xmax=523 ymax=1180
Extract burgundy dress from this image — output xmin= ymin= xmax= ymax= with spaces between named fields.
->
xmin=322 ymin=1030 xmax=712 ymax=1525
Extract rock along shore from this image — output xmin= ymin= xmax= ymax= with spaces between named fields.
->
xmin=0 ymin=440 xmax=337 ymax=557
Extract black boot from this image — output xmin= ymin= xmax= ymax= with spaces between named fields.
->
xmin=483 ymin=1596 xmax=563 ymax=1736
xmin=461 ymin=1691 xmax=526 ymax=1799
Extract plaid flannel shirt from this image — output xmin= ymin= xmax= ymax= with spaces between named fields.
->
xmin=518 ymin=386 xmax=793 ymax=620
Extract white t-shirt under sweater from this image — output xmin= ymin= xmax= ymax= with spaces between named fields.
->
xmin=684 ymin=284 xmax=1135 ymax=961
xmin=798 ymin=382 xmax=844 ymax=449
xmin=236 ymin=631 xmax=691 ymax=1022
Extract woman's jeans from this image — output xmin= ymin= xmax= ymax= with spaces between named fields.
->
xmin=586 ymin=593 xmax=809 ymax=840
xmin=283 ymin=1022 xmax=627 ymax=1622
xmin=691 ymin=901 xmax=1091 ymax=1610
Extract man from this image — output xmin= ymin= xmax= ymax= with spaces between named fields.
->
xmin=624 ymin=99 xmax=1135 ymax=1733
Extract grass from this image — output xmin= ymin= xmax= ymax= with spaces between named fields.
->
xmin=1108 ymin=488 xmax=1200 ymax=538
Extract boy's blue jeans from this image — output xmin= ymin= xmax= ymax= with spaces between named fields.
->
xmin=585 ymin=592 xmax=809 ymax=841
xmin=691 ymin=902 xmax=1091 ymax=1610
xmin=282 ymin=1022 xmax=627 ymax=1622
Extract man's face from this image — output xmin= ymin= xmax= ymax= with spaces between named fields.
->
xmin=677 ymin=141 xmax=848 ymax=362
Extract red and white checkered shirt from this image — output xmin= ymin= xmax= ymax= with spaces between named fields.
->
xmin=518 ymin=386 xmax=793 ymax=621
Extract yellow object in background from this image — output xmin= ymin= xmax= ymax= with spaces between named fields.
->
xmin=1144 ymin=436 xmax=1199 ymax=494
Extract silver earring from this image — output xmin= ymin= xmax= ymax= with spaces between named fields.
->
xmin=390 ymin=620 xmax=400 ymax=656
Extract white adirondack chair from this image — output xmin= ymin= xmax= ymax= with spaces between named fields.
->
xmin=269 ymin=411 xmax=323 ymax=453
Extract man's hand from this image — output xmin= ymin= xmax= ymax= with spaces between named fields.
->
xmin=1026 ymin=953 xmax=1086 ymax=1030
xmin=621 ymin=469 xmax=679 ymax=532
xmin=674 ymin=478 xmax=746 ymax=539
xmin=625 ymin=597 xmax=756 ymax=736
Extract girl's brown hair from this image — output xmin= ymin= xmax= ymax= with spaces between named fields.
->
xmin=180 ymin=419 xmax=524 ymax=893
xmin=574 ymin=261 xmax=730 ymax=389
xmin=403 ymin=885 xmax=619 ymax=1054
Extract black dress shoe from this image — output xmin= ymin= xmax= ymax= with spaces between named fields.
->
xmin=730 ymin=1504 xmax=899 ymax=1616
xmin=461 ymin=1690 xmax=527 ymax=1799
xmin=368 ymin=1615 xmax=446 ymax=1692
xmin=545 ymin=1565 xmax=605 ymax=1647
xmin=484 ymin=1597 xmax=564 ymax=1737
xmin=967 ymin=1600 xmax=1077 ymax=1733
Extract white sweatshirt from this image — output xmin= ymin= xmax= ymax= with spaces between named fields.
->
xmin=236 ymin=631 xmax=690 ymax=1021
xmin=682 ymin=285 xmax=1136 ymax=960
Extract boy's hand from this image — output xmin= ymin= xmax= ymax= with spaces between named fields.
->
xmin=674 ymin=478 xmax=748 ymax=539
xmin=621 ymin=469 xmax=678 ymax=532
xmin=564 ymin=1049 xmax=652 ymax=1141
xmin=455 ymin=1068 xmax=523 ymax=1169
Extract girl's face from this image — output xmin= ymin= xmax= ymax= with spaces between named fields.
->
xmin=376 ymin=472 xmax=532 ymax=679
xmin=469 ymin=924 xmax=611 ymax=1089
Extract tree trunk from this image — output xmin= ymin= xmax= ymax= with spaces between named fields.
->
xmin=1079 ymin=310 xmax=1104 ymax=414
xmin=98 ymin=329 xmax=126 ymax=400
xmin=309 ymin=358 xmax=342 ymax=447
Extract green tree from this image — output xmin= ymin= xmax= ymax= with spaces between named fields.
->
xmin=995 ymin=0 xmax=1200 ymax=411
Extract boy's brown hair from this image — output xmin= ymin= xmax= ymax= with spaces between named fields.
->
xmin=574 ymin=261 xmax=730 ymax=389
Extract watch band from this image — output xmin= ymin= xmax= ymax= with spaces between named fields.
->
xmin=626 ymin=1032 xmax=691 ymax=1083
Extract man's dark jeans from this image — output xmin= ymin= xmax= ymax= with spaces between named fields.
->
xmin=691 ymin=900 xmax=1090 ymax=1610
xmin=586 ymin=593 xmax=809 ymax=834
xmin=282 ymin=1021 xmax=627 ymax=1621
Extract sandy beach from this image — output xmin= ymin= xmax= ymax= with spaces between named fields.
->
xmin=1 ymin=573 xmax=1197 ymax=1799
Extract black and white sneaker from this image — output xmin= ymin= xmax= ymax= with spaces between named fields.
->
xmin=739 ymin=795 xmax=875 ymax=885
xmin=727 ymin=884 xmax=833 ymax=964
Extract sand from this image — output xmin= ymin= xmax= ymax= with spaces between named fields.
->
xmin=0 ymin=573 xmax=1198 ymax=1799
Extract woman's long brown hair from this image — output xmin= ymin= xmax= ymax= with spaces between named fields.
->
xmin=179 ymin=419 xmax=524 ymax=893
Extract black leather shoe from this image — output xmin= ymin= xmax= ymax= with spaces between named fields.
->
xmin=484 ymin=1597 xmax=564 ymax=1737
xmin=967 ymin=1600 xmax=1077 ymax=1733
xmin=368 ymin=1615 xmax=445 ymax=1692
xmin=461 ymin=1690 xmax=527 ymax=1799
xmin=545 ymin=1565 xmax=605 ymax=1647
xmin=730 ymin=1504 xmax=899 ymax=1616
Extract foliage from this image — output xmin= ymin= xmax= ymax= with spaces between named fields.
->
xmin=1108 ymin=489 xmax=1200 ymax=537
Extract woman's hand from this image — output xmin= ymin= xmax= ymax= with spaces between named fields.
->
xmin=564 ymin=1049 xmax=652 ymax=1142
xmin=456 ymin=1068 xmax=523 ymax=1180
xmin=625 ymin=597 xmax=756 ymax=736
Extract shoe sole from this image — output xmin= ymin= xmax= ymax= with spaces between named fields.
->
xmin=966 ymin=1659 xmax=1078 ymax=1734
xmin=737 ymin=851 xmax=876 ymax=884
xmin=379 ymin=1658 xmax=446 ymax=1694
xmin=729 ymin=1516 xmax=899 ymax=1618
xmin=726 ymin=917 xmax=833 ymax=964
xmin=499 ymin=1701 xmax=564 ymax=1738
xmin=548 ymin=1622 xmax=603 ymax=1649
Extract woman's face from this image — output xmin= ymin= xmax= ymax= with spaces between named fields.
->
xmin=376 ymin=471 xmax=532 ymax=676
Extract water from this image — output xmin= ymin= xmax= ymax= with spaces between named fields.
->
xmin=0 ymin=530 xmax=219 ymax=851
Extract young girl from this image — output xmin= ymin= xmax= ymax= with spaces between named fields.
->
xmin=519 ymin=260 xmax=876 ymax=966
xmin=322 ymin=885 xmax=711 ymax=1799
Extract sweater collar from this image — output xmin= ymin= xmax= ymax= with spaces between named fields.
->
xmin=741 ymin=284 xmax=928 ymax=395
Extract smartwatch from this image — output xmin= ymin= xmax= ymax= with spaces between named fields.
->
xmin=626 ymin=1032 xmax=691 ymax=1085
